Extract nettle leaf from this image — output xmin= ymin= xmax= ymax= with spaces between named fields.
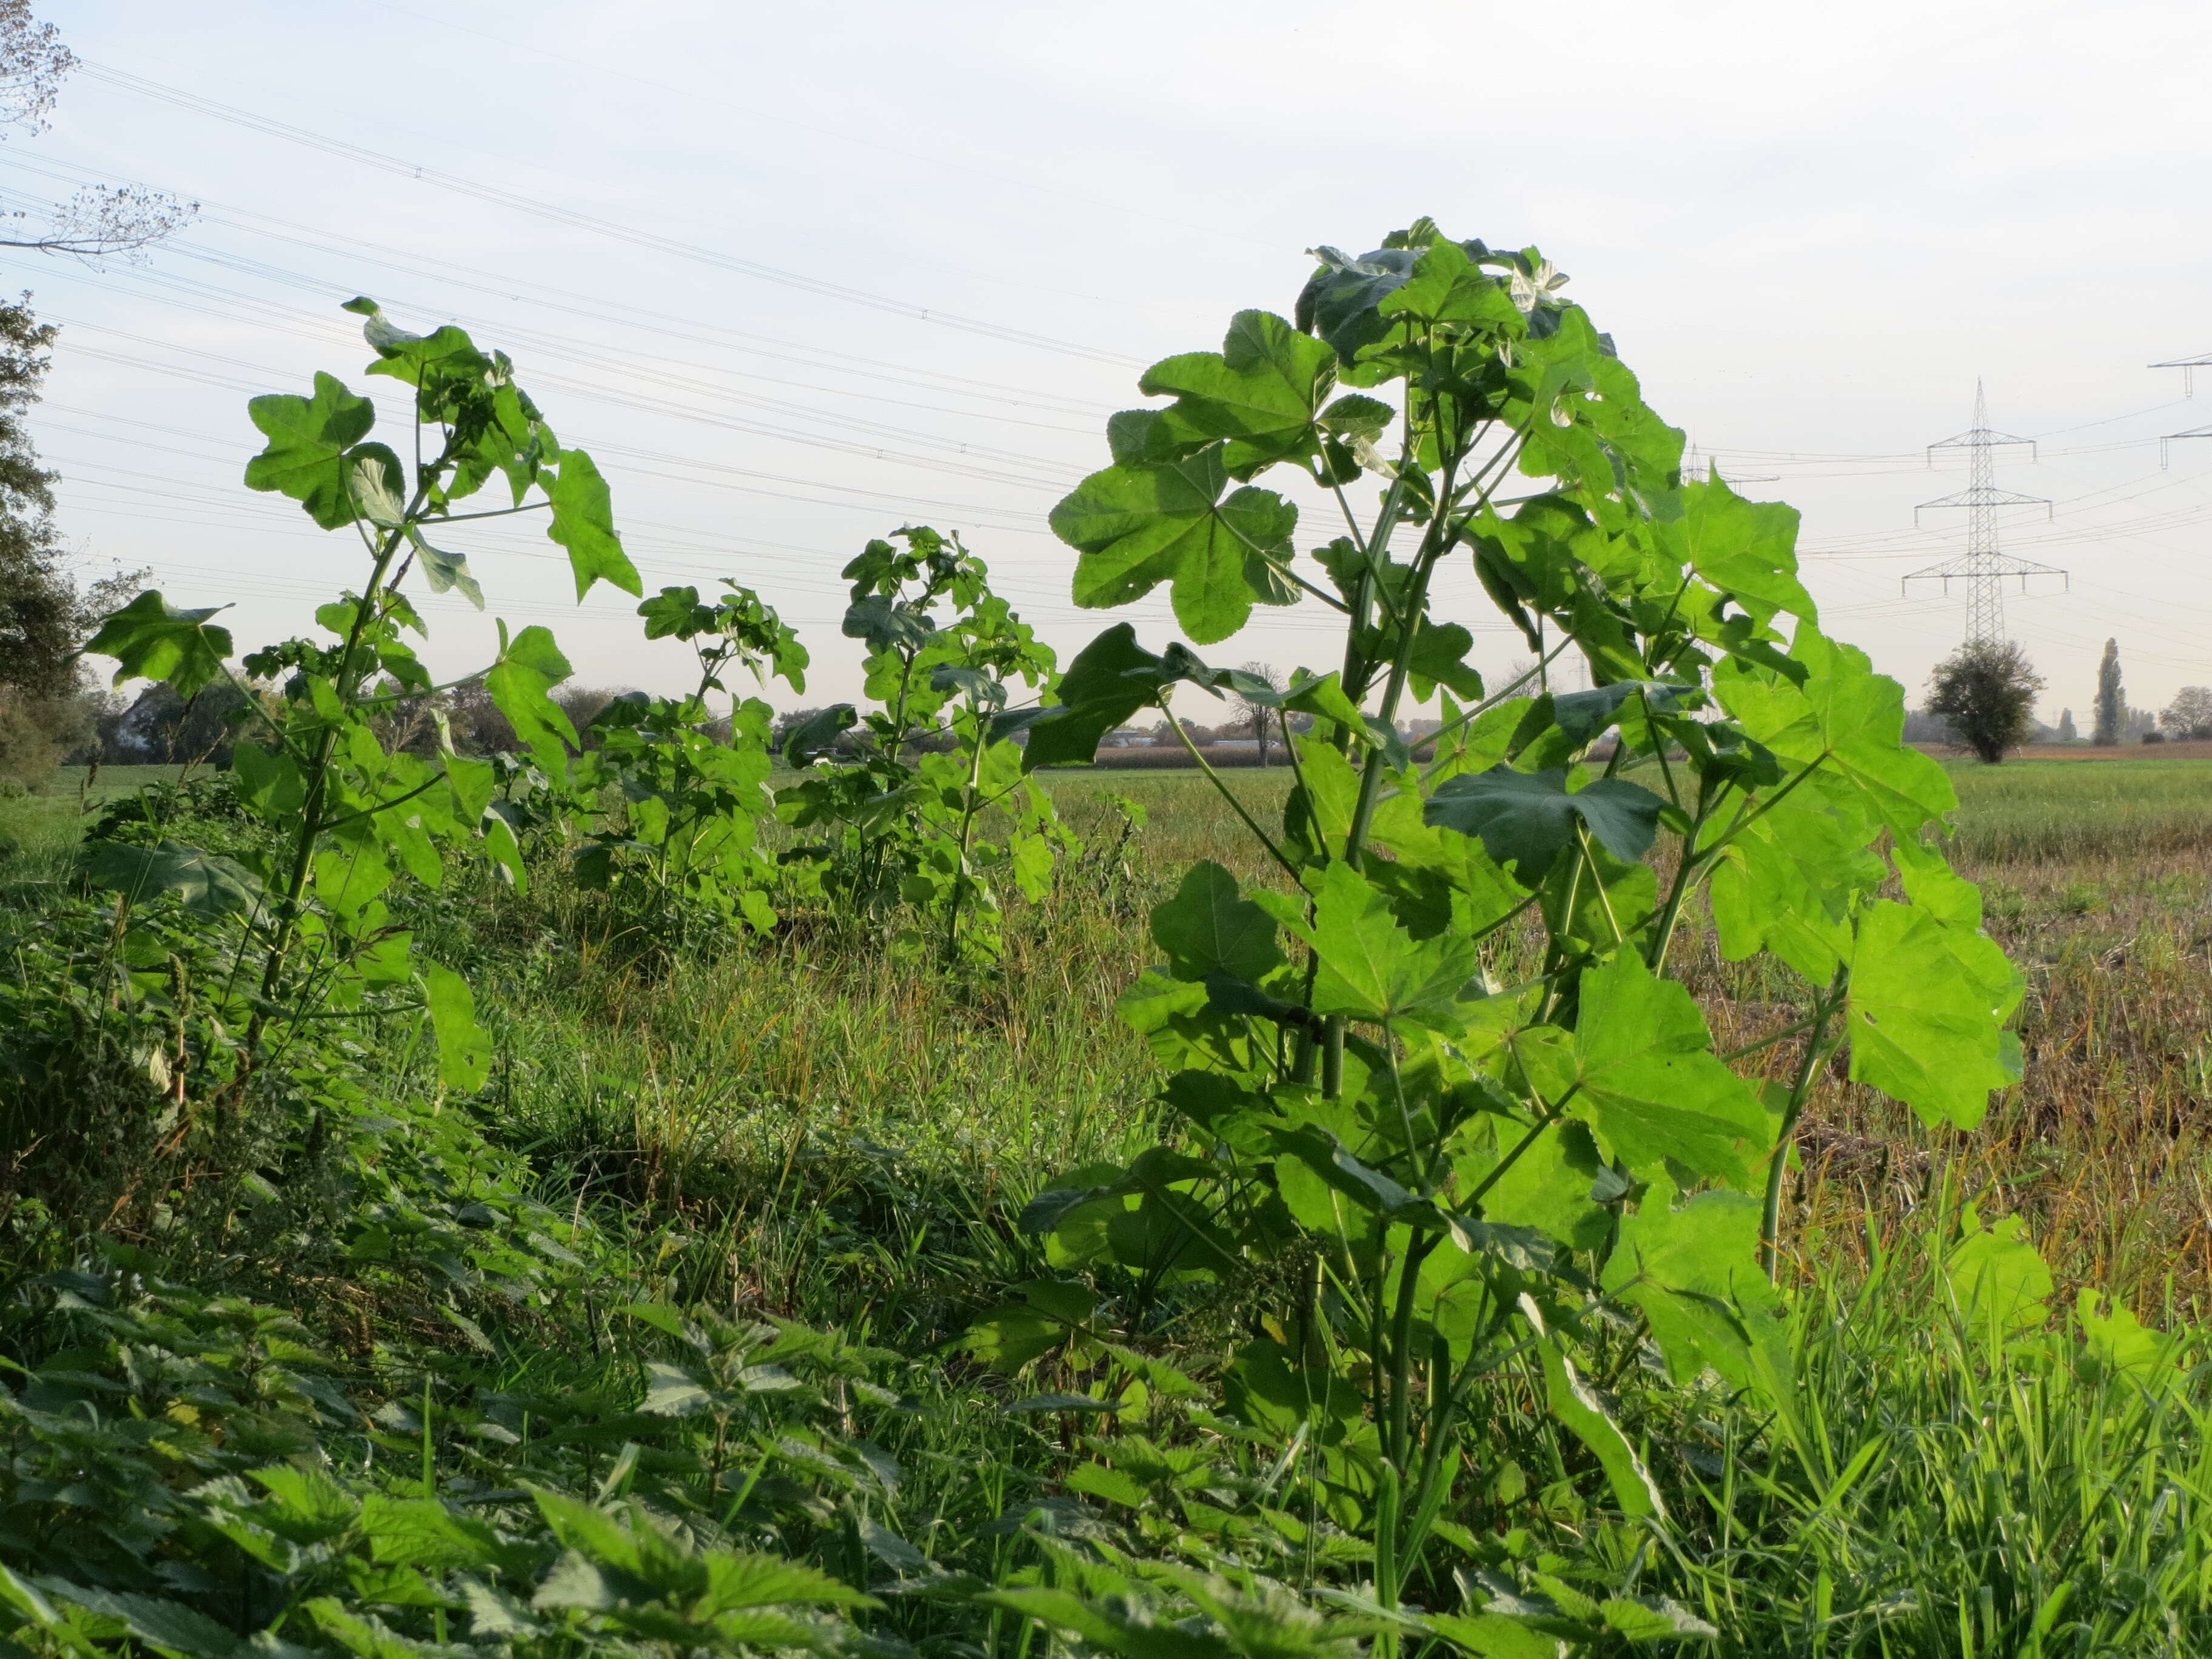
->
xmin=1281 ymin=862 xmax=1478 ymax=1031
xmin=1567 ymin=951 xmax=1771 ymax=1184
xmin=1050 ymin=447 xmax=1298 ymax=644
xmin=1141 ymin=309 xmax=1339 ymax=478
xmin=1847 ymin=899 xmax=2023 ymax=1129
xmin=421 ymin=961 xmax=492 ymax=1094
xmin=1424 ymin=766 xmax=1664 ymax=877
xmin=545 ymin=449 xmax=643 ymax=600
xmin=1151 ymin=862 xmax=1282 ymax=984
xmin=243 ymin=372 xmax=378 ymax=529
xmin=81 ymin=591 xmax=234 ymax=697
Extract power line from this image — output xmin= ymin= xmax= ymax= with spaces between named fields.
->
xmin=74 ymin=61 xmax=1145 ymax=370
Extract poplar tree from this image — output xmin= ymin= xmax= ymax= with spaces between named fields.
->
xmin=2093 ymin=638 xmax=2124 ymax=746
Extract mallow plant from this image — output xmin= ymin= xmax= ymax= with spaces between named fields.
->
xmin=778 ymin=525 xmax=1075 ymax=964
xmin=81 ymin=297 xmax=634 ymax=1095
xmin=975 ymin=219 xmax=2022 ymax=1647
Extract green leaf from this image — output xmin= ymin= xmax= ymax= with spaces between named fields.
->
xmin=1601 ymin=1171 xmax=1792 ymax=1405
xmin=1283 ymin=862 xmax=1478 ymax=1031
xmin=545 ymin=449 xmax=643 ymax=599
xmin=2076 ymin=1290 xmax=2179 ymax=1390
xmin=964 ymin=1305 xmax=1068 ymax=1372
xmin=407 ymin=528 xmax=484 ymax=609
xmin=1715 ymin=628 xmax=1956 ymax=835
xmin=1658 ymin=472 xmax=1817 ymax=628
xmin=1567 ymin=951 xmax=1771 ymax=1183
xmin=82 ymin=591 xmax=234 ymax=697
xmin=1404 ymin=619 xmax=1484 ymax=701
xmin=1424 ymin=766 xmax=1664 ymax=877
xmin=1050 ymin=448 xmax=1298 ymax=643
xmin=1141 ymin=309 xmax=1339 ymax=478
xmin=781 ymin=703 xmax=857 ymax=765
xmin=1518 ymin=1294 xmax=1663 ymax=1520
xmin=81 ymin=840 xmax=266 ymax=920
xmin=1846 ymin=899 xmax=2023 ymax=1128
xmin=485 ymin=623 xmax=577 ymax=764
xmin=231 ymin=740 xmax=304 ymax=820
xmin=1946 ymin=1208 xmax=2051 ymax=1338
xmin=48 ymin=1588 xmax=243 ymax=1659
xmin=421 ymin=960 xmax=492 ymax=1094
xmin=1378 ymin=237 xmax=1523 ymax=332
xmin=1421 ymin=1610 xmax=1563 ymax=1658
xmin=1706 ymin=788 xmax=1879 ymax=983
xmin=843 ymin=594 xmax=936 ymax=653
xmin=1473 ymin=1121 xmax=1612 ymax=1251
xmin=350 ymin=444 xmax=409 ymax=528
xmin=1017 ymin=624 xmax=1167 ymax=769
xmin=1549 ymin=680 xmax=1684 ymax=745
xmin=1600 ymin=1598 xmax=1719 ymax=1643
xmin=640 ymin=1362 xmax=711 ymax=1416
xmin=243 ymin=371 xmax=377 ymax=529
xmin=1150 ymin=862 xmax=1282 ymax=984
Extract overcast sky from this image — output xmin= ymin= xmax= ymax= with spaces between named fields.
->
xmin=17 ymin=0 xmax=2212 ymax=723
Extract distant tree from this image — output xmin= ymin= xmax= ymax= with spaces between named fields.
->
xmin=2093 ymin=638 xmax=2125 ymax=746
xmin=0 ymin=286 xmax=144 ymax=787
xmin=1926 ymin=638 xmax=2045 ymax=765
xmin=2056 ymin=707 xmax=2076 ymax=742
xmin=101 ymin=680 xmax=250 ymax=767
xmin=444 ymin=681 xmax=519 ymax=756
xmin=1232 ymin=661 xmax=1284 ymax=766
xmin=2162 ymin=686 xmax=2212 ymax=741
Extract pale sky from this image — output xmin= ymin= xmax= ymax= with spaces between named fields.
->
xmin=18 ymin=0 xmax=2212 ymax=724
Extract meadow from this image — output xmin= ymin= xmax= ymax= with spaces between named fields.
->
xmin=4 ymin=750 xmax=2210 ymax=1654
xmin=8 ymin=251 xmax=2212 ymax=1657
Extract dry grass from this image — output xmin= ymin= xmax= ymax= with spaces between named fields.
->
xmin=1056 ymin=756 xmax=2212 ymax=1305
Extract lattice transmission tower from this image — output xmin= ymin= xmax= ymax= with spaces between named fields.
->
xmin=1902 ymin=381 xmax=2066 ymax=643
xmin=2152 ymin=349 xmax=2212 ymax=468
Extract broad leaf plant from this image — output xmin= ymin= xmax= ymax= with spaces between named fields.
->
xmin=993 ymin=220 xmax=2023 ymax=1639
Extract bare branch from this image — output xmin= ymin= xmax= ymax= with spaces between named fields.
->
xmin=0 ymin=1 xmax=72 ymax=135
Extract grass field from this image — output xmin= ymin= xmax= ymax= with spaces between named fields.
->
xmin=6 ymin=751 xmax=2212 ymax=1650
xmin=10 ymin=752 xmax=2210 ymax=1310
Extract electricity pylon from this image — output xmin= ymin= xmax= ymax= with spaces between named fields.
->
xmin=2150 ymin=349 xmax=2212 ymax=397
xmin=2151 ymin=349 xmax=2212 ymax=466
xmin=1902 ymin=381 xmax=2066 ymax=644
xmin=1680 ymin=442 xmax=1778 ymax=484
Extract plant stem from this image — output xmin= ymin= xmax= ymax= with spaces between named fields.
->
xmin=1761 ymin=967 xmax=1849 ymax=1281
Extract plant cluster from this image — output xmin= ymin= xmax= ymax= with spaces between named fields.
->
xmin=6 ymin=229 xmax=2194 ymax=1658
xmin=778 ymin=526 xmax=1075 ymax=962
xmin=968 ymin=219 xmax=2023 ymax=1640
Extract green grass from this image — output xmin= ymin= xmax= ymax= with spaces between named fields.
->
xmin=6 ymin=752 xmax=2212 ymax=1651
